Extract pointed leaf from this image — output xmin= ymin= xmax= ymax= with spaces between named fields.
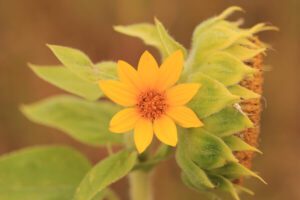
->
xmin=29 ymin=64 xmax=102 ymax=101
xmin=223 ymin=135 xmax=262 ymax=153
xmin=209 ymin=175 xmax=240 ymax=200
xmin=48 ymin=45 xmax=117 ymax=82
xmin=74 ymin=150 xmax=137 ymax=200
xmin=225 ymin=42 xmax=266 ymax=61
xmin=176 ymin=148 xmax=214 ymax=189
xmin=188 ymin=73 xmax=240 ymax=118
xmin=114 ymin=23 xmax=165 ymax=55
xmin=228 ymin=85 xmax=260 ymax=100
xmin=198 ymin=52 xmax=257 ymax=86
xmin=202 ymin=107 xmax=253 ymax=137
xmin=212 ymin=162 xmax=266 ymax=184
xmin=0 ymin=146 xmax=91 ymax=200
xmin=183 ymin=129 xmax=237 ymax=170
xmin=154 ymin=18 xmax=187 ymax=58
xmin=235 ymin=185 xmax=254 ymax=196
xmin=21 ymin=95 xmax=122 ymax=146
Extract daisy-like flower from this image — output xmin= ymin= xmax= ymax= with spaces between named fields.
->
xmin=99 ymin=50 xmax=203 ymax=153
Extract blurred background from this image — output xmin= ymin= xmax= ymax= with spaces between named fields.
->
xmin=0 ymin=0 xmax=299 ymax=199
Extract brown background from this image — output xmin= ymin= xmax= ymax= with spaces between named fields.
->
xmin=0 ymin=0 xmax=299 ymax=199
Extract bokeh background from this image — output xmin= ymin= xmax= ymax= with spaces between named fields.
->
xmin=0 ymin=0 xmax=299 ymax=199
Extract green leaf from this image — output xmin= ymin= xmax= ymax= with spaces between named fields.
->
xmin=0 ymin=146 xmax=91 ymax=200
xmin=180 ymin=172 xmax=206 ymax=191
xmin=21 ymin=95 xmax=122 ymax=146
xmin=212 ymin=162 xmax=266 ymax=184
xmin=74 ymin=150 xmax=137 ymax=200
xmin=47 ymin=45 xmax=117 ymax=82
xmin=228 ymin=85 xmax=260 ymax=100
xmin=91 ymin=188 xmax=120 ymax=200
xmin=198 ymin=52 xmax=257 ymax=86
xmin=188 ymin=73 xmax=240 ymax=118
xmin=95 ymin=61 xmax=118 ymax=80
xmin=29 ymin=64 xmax=102 ymax=101
xmin=209 ymin=175 xmax=240 ymax=200
xmin=225 ymin=40 xmax=266 ymax=61
xmin=154 ymin=18 xmax=187 ymax=58
xmin=223 ymin=135 xmax=262 ymax=153
xmin=134 ymin=145 xmax=173 ymax=171
xmin=114 ymin=23 xmax=165 ymax=55
xmin=114 ymin=20 xmax=187 ymax=59
xmin=202 ymin=107 xmax=253 ymax=137
xmin=176 ymin=141 xmax=214 ymax=189
xmin=191 ymin=7 xmax=243 ymax=42
xmin=234 ymin=185 xmax=254 ymax=196
xmin=183 ymin=129 xmax=237 ymax=170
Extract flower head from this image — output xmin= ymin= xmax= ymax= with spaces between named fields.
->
xmin=99 ymin=50 xmax=203 ymax=153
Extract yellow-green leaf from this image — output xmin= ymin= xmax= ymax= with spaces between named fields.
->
xmin=47 ymin=45 xmax=117 ymax=82
xmin=154 ymin=18 xmax=187 ymax=58
xmin=228 ymin=85 xmax=260 ymax=100
xmin=223 ymin=135 xmax=262 ymax=153
xmin=74 ymin=150 xmax=137 ymax=200
xmin=199 ymin=52 xmax=257 ymax=86
xmin=202 ymin=107 xmax=253 ymax=137
xmin=183 ymin=129 xmax=237 ymax=170
xmin=212 ymin=162 xmax=266 ymax=184
xmin=209 ymin=175 xmax=240 ymax=200
xmin=176 ymin=141 xmax=214 ymax=189
xmin=0 ymin=146 xmax=91 ymax=200
xmin=114 ymin=23 xmax=164 ymax=54
xmin=29 ymin=64 xmax=102 ymax=101
xmin=188 ymin=73 xmax=240 ymax=118
xmin=21 ymin=95 xmax=122 ymax=146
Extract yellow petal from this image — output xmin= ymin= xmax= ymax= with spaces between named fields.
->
xmin=109 ymin=108 xmax=139 ymax=133
xmin=166 ymin=106 xmax=203 ymax=128
xmin=156 ymin=50 xmax=184 ymax=90
xmin=134 ymin=118 xmax=153 ymax=153
xmin=166 ymin=83 xmax=201 ymax=106
xmin=138 ymin=51 xmax=159 ymax=88
xmin=117 ymin=60 xmax=142 ymax=91
xmin=153 ymin=115 xmax=177 ymax=146
xmin=99 ymin=80 xmax=137 ymax=106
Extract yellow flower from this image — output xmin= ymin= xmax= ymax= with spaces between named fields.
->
xmin=99 ymin=50 xmax=203 ymax=153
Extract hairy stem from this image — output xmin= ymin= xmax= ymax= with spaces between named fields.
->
xmin=129 ymin=170 xmax=153 ymax=200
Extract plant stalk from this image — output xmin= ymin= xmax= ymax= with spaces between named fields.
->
xmin=129 ymin=170 xmax=153 ymax=200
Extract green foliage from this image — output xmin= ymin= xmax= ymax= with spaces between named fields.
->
xmin=228 ymin=85 xmax=260 ymax=100
xmin=178 ymin=129 xmax=237 ymax=170
xmin=21 ymin=95 xmax=122 ymax=146
xmin=223 ymin=136 xmax=262 ymax=153
xmin=176 ymin=137 xmax=214 ymax=189
xmin=29 ymin=64 xmax=102 ymax=100
xmin=188 ymin=72 xmax=240 ymax=118
xmin=212 ymin=162 xmax=266 ymax=184
xmin=197 ymin=52 xmax=257 ymax=86
xmin=114 ymin=19 xmax=187 ymax=59
xmin=14 ymin=6 xmax=274 ymax=200
xmin=225 ymin=40 xmax=266 ymax=61
xmin=154 ymin=18 xmax=187 ymax=58
xmin=114 ymin=23 xmax=163 ymax=54
xmin=73 ymin=150 xmax=137 ymax=200
xmin=209 ymin=175 xmax=240 ymax=200
xmin=202 ymin=107 xmax=253 ymax=137
xmin=0 ymin=146 xmax=91 ymax=200
xmin=48 ymin=45 xmax=117 ymax=82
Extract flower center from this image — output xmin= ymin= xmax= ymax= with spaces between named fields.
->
xmin=136 ymin=90 xmax=167 ymax=120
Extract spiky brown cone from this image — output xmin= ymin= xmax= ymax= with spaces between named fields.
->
xmin=234 ymin=38 xmax=264 ymax=183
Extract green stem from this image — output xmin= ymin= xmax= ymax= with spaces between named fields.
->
xmin=129 ymin=170 xmax=153 ymax=200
